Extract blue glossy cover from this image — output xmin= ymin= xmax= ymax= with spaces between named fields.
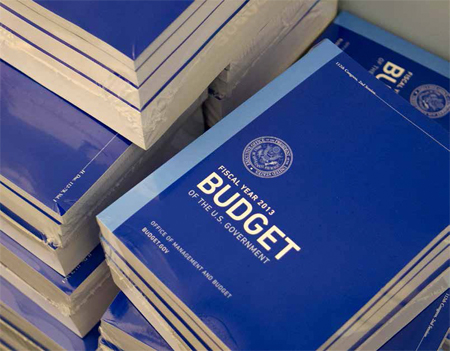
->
xmin=0 ymin=277 xmax=99 ymax=350
xmin=380 ymin=289 xmax=449 ymax=351
xmin=99 ymin=41 xmax=449 ymax=350
xmin=0 ymin=60 xmax=131 ymax=217
xmin=35 ymin=0 xmax=194 ymax=59
xmin=316 ymin=12 xmax=450 ymax=131
xmin=102 ymin=292 xmax=171 ymax=351
xmin=0 ymin=230 xmax=104 ymax=295
xmin=0 ymin=0 xmax=247 ymax=113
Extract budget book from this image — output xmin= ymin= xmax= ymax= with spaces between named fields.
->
xmin=316 ymin=11 xmax=450 ymax=131
xmin=1 ymin=0 xmax=312 ymax=148
xmin=98 ymin=40 xmax=449 ymax=350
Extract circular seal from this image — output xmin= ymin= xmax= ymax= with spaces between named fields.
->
xmin=410 ymin=84 xmax=450 ymax=119
xmin=242 ymin=136 xmax=293 ymax=178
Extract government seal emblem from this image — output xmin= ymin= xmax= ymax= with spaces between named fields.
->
xmin=242 ymin=137 xmax=293 ymax=178
xmin=410 ymin=84 xmax=450 ymax=119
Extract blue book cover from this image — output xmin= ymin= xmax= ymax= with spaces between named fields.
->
xmin=0 ymin=277 xmax=99 ymax=351
xmin=316 ymin=11 xmax=450 ymax=131
xmin=0 ymin=60 xmax=131 ymax=218
xmin=98 ymin=40 xmax=449 ymax=350
xmin=380 ymin=289 xmax=449 ymax=351
xmin=102 ymin=292 xmax=171 ymax=351
xmin=0 ymin=0 xmax=250 ymax=148
xmin=0 ymin=230 xmax=104 ymax=295
xmin=33 ymin=0 xmax=193 ymax=60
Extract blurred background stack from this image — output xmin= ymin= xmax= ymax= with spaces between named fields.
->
xmin=0 ymin=0 xmax=449 ymax=350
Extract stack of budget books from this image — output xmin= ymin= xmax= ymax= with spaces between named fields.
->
xmin=1 ymin=0 xmax=325 ymax=149
xmin=97 ymin=292 xmax=450 ymax=351
xmin=0 ymin=230 xmax=117 ymax=337
xmin=97 ymin=294 xmax=450 ymax=351
xmin=316 ymin=11 xmax=449 ymax=131
xmin=98 ymin=292 xmax=170 ymax=351
xmin=98 ymin=40 xmax=449 ymax=350
xmin=0 ymin=276 xmax=100 ymax=351
xmin=204 ymin=0 xmax=337 ymax=127
xmin=0 ymin=50 xmax=206 ymax=344
xmin=0 ymin=60 xmax=206 ymax=275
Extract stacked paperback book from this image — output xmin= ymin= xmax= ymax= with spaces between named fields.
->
xmin=0 ymin=230 xmax=116 ymax=337
xmin=316 ymin=11 xmax=449 ymax=131
xmin=0 ymin=56 xmax=206 ymax=271
xmin=0 ymin=276 xmax=100 ymax=350
xmin=98 ymin=40 xmax=449 ymax=350
xmin=0 ymin=60 xmax=122 ymax=345
xmin=0 ymin=36 xmax=205 ymax=348
xmin=1 ymin=0 xmax=326 ymax=149
xmin=97 ymin=291 xmax=450 ymax=351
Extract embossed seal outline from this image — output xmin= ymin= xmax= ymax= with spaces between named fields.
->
xmin=242 ymin=136 xmax=293 ymax=178
xmin=410 ymin=84 xmax=450 ymax=119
